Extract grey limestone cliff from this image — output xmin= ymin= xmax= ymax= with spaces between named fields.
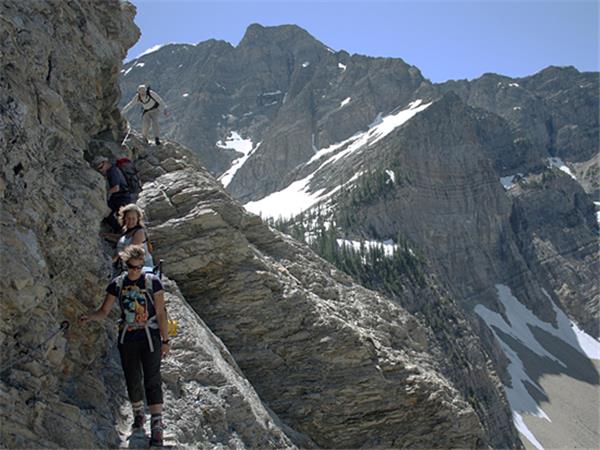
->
xmin=0 ymin=2 xmax=299 ymax=448
xmin=130 ymin=135 xmax=487 ymax=448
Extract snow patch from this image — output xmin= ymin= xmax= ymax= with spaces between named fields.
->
xmin=337 ymin=238 xmax=399 ymax=257
xmin=500 ymin=173 xmax=522 ymax=190
xmin=123 ymin=67 xmax=133 ymax=76
xmin=476 ymin=284 xmax=600 ymax=450
xmin=338 ymin=62 xmax=347 ymax=71
xmin=513 ymin=106 xmax=522 ymax=110
xmin=263 ymin=90 xmax=282 ymax=96
xmin=217 ymin=132 xmax=258 ymax=188
xmin=509 ymin=82 xmax=520 ymax=87
xmin=182 ymin=93 xmax=189 ymax=97
xmin=369 ymin=99 xmax=432 ymax=146
xmin=245 ymin=173 xmax=325 ymax=220
xmin=548 ymin=157 xmax=576 ymax=180
xmin=135 ymin=62 xmax=145 ymax=68
xmin=513 ymin=412 xmax=545 ymax=450
xmin=216 ymin=131 xmax=253 ymax=153
xmin=385 ymin=169 xmax=396 ymax=184
xmin=340 ymin=97 xmax=351 ymax=107
xmin=246 ymin=100 xmax=432 ymax=219
xmin=135 ymin=44 xmax=164 ymax=59
xmin=302 ymin=61 xmax=310 ymax=68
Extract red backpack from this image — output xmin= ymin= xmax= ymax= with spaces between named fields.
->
xmin=116 ymin=157 xmax=142 ymax=196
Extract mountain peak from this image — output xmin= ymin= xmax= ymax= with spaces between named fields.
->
xmin=238 ymin=23 xmax=326 ymax=50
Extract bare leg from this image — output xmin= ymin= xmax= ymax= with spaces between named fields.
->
xmin=142 ymin=113 xmax=151 ymax=142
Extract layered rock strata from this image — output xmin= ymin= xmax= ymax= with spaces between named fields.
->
xmin=133 ymin=138 xmax=487 ymax=448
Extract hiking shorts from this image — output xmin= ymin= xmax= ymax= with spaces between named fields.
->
xmin=118 ymin=333 xmax=163 ymax=405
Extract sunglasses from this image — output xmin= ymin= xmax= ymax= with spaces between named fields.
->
xmin=126 ymin=262 xmax=144 ymax=270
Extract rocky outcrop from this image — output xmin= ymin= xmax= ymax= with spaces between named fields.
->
xmin=132 ymin=138 xmax=487 ymax=448
xmin=143 ymin=277 xmax=301 ymax=449
xmin=1 ymin=1 xmax=139 ymax=446
xmin=440 ymin=66 xmax=599 ymax=174
xmin=508 ymin=170 xmax=599 ymax=336
xmin=0 ymin=1 xmax=301 ymax=448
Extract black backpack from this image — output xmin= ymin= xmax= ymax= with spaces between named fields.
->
xmin=138 ymin=86 xmax=159 ymax=108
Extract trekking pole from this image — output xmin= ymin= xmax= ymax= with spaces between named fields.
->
xmin=0 ymin=321 xmax=70 ymax=375
xmin=121 ymin=122 xmax=132 ymax=150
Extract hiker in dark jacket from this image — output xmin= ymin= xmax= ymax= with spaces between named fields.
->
xmin=94 ymin=155 xmax=132 ymax=233
xmin=80 ymin=245 xmax=169 ymax=446
xmin=122 ymin=84 xmax=168 ymax=146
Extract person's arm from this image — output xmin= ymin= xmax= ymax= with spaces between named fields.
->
xmin=151 ymin=92 xmax=169 ymax=115
xmin=106 ymin=166 xmax=123 ymax=196
xmin=153 ymin=289 xmax=169 ymax=357
xmin=79 ymin=293 xmax=116 ymax=323
xmin=131 ymin=229 xmax=145 ymax=246
xmin=121 ymin=94 xmax=139 ymax=114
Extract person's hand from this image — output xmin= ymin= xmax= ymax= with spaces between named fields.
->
xmin=79 ymin=314 xmax=91 ymax=325
xmin=160 ymin=342 xmax=170 ymax=358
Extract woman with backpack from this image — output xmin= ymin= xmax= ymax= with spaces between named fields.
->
xmin=80 ymin=245 xmax=169 ymax=447
xmin=113 ymin=204 xmax=154 ymax=276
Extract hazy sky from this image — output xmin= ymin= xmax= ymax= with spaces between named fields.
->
xmin=126 ymin=0 xmax=599 ymax=82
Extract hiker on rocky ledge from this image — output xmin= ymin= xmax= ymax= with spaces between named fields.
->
xmin=79 ymin=245 xmax=169 ymax=447
xmin=93 ymin=155 xmax=132 ymax=234
xmin=122 ymin=84 xmax=169 ymax=146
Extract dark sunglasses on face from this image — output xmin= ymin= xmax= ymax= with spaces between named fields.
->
xmin=126 ymin=262 xmax=144 ymax=270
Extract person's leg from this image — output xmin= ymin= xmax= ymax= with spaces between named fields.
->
xmin=141 ymin=334 xmax=164 ymax=443
xmin=118 ymin=340 xmax=146 ymax=429
xmin=141 ymin=112 xmax=151 ymax=142
xmin=150 ymin=110 xmax=160 ymax=144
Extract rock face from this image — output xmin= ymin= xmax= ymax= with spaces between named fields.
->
xmin=131 ymin=138 xmax=488 ymax=448
xmin=439 ymin=66 xmax=599 ymax=173
xmin=0 ymin=2 xmax=302 ymax=448
xmin=142 ymin=277 xmax=300 ymax=449
xmin=508 ymin=171 xmax=599 ymax=336
xmin=1 ymin=1 xmax=138 ymax=446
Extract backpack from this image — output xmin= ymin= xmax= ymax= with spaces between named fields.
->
xmin=116 ymin=273 xmax=176 ymax=352
xmin=138 ymin=86 xmax=160 ymax=109
xmin=116 ymin=157 xmax=142 ymax=196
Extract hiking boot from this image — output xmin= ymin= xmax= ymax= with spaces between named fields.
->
xmin=155 ymin=137 xmax=161 ymax=146
xmin=149 ymin=416 xmax=163 ymax=447
xmin=132 ymin=412 xmax=145 ymax=432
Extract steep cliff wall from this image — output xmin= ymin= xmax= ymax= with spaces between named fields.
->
xmin=0 ymin=2 xmax=299 ymax=448
xmin=128 ymin=137 xmax=488 ymax=448
xmin=1 ymin=1 xmax=138 ymax=446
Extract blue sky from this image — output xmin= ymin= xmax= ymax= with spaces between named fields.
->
xmin=127 ymin=0 xmax=599 ymax=82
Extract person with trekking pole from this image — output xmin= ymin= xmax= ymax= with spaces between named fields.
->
xmin=79 ymin=245 xmax=169 ymax=447
xmin=122 ymin=84 xmax=169 ymax=146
